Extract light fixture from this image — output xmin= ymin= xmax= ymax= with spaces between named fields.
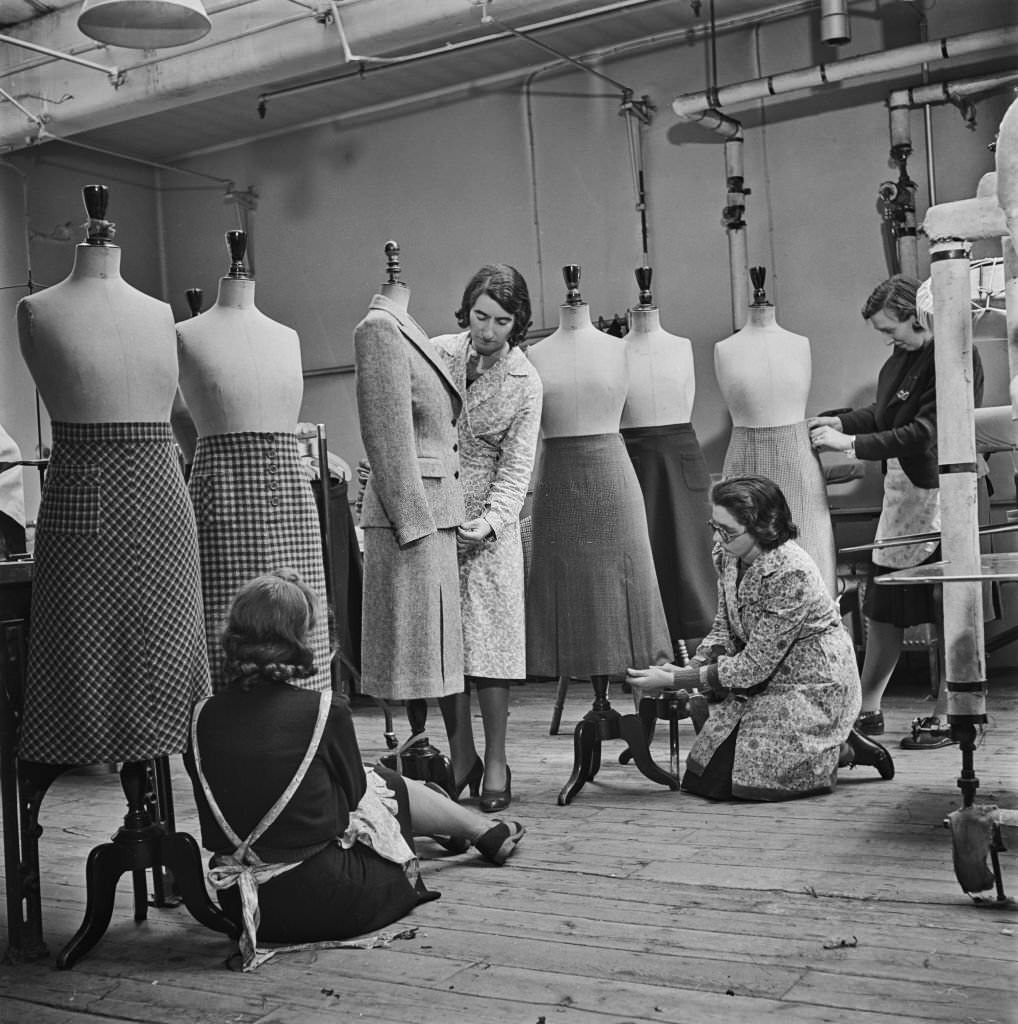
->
xmin=77 ymin=0 xmax=212 ymax=49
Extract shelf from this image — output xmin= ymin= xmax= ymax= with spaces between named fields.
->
xmin=874 ymin=552 xmax=1018 ymax=584
xmin=840 ymin=523 xmax=1018 ymax=555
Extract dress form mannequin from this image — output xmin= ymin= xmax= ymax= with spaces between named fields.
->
xmin=620 ymin=268 xmax=715 ymax=646
xmin=177 ymin=231 xmax=330 ymax=693
xmin=715 ymin=267 xmax=837 ymax=595
xmin=526 ymin=266 xmax=674 ymax=804
xmin=15 ymin=185 xmax=229 ymax=966
xmin=355 ymin=242 xmax=465 ymax=719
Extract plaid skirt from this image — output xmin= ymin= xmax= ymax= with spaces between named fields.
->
xmin=19 ymin=422 xmax=210 ymax=764
xmin=723 ymin=421 xmax=837 ymax=597
xmin=525 ymin=433 xmax=672 ymax=678
xmin=622 ymin=422 xmax=716 ymax=641
xmin=190 ymin=432 xmax=330 ymax=693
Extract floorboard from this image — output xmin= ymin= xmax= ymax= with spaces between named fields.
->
xmin=1 ymin=670 xmax=1015 ymax=1024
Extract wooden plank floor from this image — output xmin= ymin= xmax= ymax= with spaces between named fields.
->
xmin=1 ymin=669 xmax=1016 ymax=1024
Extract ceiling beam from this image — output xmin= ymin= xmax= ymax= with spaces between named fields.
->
xmin=0 ymin=0 xmax=664 ymax=152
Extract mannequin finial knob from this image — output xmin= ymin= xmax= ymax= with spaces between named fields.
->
xmin=635 ymin=266 xmax=653 ymax=306
xmin=562 ymin=264 xmax=582 ymax=305
xmin=384 ymin=240 xmax=402 ymax=284
xmin=749 ymin=265 xmax=768 ymax=304
xmin=225 ymin=231 xmax=250 ymax=279
xmin=185 ymin=288 xmax=204 ymax=317
xmin=82 ymin=184 xmax=116 ymax=246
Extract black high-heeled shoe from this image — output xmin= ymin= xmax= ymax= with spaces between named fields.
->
xmin=474 ymin=819 xmax=526 ymax=865
xmin=453 ymin=756 xmax=484 ymax=801
xmin=845 ymin=728 xmax=895 ymax=780
xmin=479 ymin=765 xmax=511 ymax=814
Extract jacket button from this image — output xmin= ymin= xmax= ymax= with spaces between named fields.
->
xmin=453 ymin=443 xmax=458 ymax=452
xmin=454 ymin=471 xmax=459 ymax=479
xmin=452 ymin=419 xmax=457 ymax=427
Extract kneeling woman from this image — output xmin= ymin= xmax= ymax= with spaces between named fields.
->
xmin=186 ymin=570 xmax=525 ymax=970
xmin=629 ymin=475 xmax=893 ymax=801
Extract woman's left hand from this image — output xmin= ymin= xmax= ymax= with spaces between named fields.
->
xmin=457 ymin=517 xmax=494 ymax=546
xmin=626 ymin=665 xmax=674 ymax=691
xmin=809 ymin=425 xmax=853 ymax=454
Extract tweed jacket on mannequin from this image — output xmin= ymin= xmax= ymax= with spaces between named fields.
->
xmin=355 ymin=293 xmax=465 ymax=544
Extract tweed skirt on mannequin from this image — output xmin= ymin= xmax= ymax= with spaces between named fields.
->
xmin=360 ymin=525 xmax=463 ymax=701
xmin=190 ymin=432 xmax=331 ymax=693
xmin=19 ymin=421 xmax=210 ymax=764
xmin=722 ymin=421 xmax=837 ymax=598
xmin=622 ymin=422 xmax=716 ymax=641
xmin=525 ymin=433 xmax=672 ymax=678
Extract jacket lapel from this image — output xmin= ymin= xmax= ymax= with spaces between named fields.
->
xmin=369 ymin=294 xmax=462 ymax=411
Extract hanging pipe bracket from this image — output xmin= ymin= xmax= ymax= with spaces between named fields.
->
xmin=878 ymin=143 xmax=918 ymax=240
xmin=619 ymin=92 xmax=654 ymax=127
xmin=722 ymin=175 xmax=750 ymax=230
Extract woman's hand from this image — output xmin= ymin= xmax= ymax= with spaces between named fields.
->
xmin=626 ymin=665 xmax=675 ymax=692
xmin=809 ymin=424 xmax=854 ymax=455
xmin=806 ymin=415 xmax=842 ymax=431
xmin=456 ymin=517 xmax=494 ymax=546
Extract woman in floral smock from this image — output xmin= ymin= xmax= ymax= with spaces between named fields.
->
xmin=629 ymin=475 xmax=894 ymax=801
xmin=432 ymin=265 xmax=543 ymax=813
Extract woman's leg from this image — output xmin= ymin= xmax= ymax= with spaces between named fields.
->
xmin=859 ymin=618 xmax=904 ymax=712
xmin=474 ymin=679 xmax=511 ymax=792
xmin=438 ymin=682 xmax=481 ymax=785
xmin=404 ymin=777 xmax=491 ymax=843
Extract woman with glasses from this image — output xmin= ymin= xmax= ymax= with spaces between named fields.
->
xmin=628 ymin=475 xmax=894 ymax=801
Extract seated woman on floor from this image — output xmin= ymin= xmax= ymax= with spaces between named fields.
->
xmin=628 ymin=474 xmax=894 ymax=801
xmin=185 ymin=569 xmax=525 ymax=971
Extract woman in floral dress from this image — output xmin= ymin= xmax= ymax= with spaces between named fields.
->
xmin=432 ymin=265 xmax=543 ymax=812
xmin=629 ymin=475 xmax=894 ymax=801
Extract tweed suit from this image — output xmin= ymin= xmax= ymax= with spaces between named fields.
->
xmin=355 ymin=293 xmax=466 ymax=699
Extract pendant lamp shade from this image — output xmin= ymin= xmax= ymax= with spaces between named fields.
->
xmin=77 ymin=0 xmax=212 ymax=49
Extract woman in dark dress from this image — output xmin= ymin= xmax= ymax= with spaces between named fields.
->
xmin=186 ymin=569 xmax=525 ymax=970
xmin=809 ymin=275 xmax=984 ymax=750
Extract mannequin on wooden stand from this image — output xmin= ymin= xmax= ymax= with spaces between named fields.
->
xmin=354 ymin=243 xmax=464 ymax=795
xmin=14 ymin=185 xmax=235 ymax=967
xmin=525 ymin=265 xmax=677 ymax=804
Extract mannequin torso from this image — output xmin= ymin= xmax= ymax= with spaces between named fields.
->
xmin=176 ymin=277 xmax=303 ymax=435
xmin=527 ymin=303 xmax=628 ymax=437
xmin=714 ymin=304 xmax=812 ymax=427
xmin=17 ymin=244 xmax=178 ymax=422
xmin=621 ymin=307 xmax=696 ymax=427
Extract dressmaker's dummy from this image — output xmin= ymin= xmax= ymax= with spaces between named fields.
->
xmin=715 ymin=266 xmax=837 ymax=595
xmin=526 ymin=265 xmax=671 ymax=678
xmin=354 ymin=242 xmax=465 ymax=701
xmin=177 ymin=231 xmax=330 ymax=692
xmin=620 ymin=268 xmax=715 ymax=644
xmin=16 ymin=185 xmax=210 ymax=765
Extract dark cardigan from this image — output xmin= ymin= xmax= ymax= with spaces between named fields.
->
xmin=838 ymin=341 xmax=984 ymax=489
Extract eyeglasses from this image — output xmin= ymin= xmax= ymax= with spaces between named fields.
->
xmin=707 ymin=518 xmax=748 ymax=543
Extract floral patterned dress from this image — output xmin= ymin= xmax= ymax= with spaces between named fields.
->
xmin=431 ymin=333 xmax=543 ymax=679
xmin=686 ymin=540 xmax=862 ymax=800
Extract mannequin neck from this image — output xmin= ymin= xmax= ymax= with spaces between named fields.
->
xmin=627 ymin=307 xmax=660 ymax=334
xmin=216 ymin=277 xmax=257 ymax=309
xmin=746 ymin=303 xmax=778 ymax=328
xmin=380 ymin=281 xmax=410 ymax=309
xmin=558 ymin=302 xmax=593 ymax=331
xmin=69 ymin=243 xmax=122 ymax=279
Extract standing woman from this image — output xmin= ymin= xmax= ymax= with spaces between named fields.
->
xmin=809 ymin=275 xmax=983 ymax=749
xmin=432 ymin=265 xmax=543 ymax=811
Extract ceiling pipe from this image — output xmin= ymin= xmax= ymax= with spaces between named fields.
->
xmin=882 ymin=72 xmax=1018 ymax=279
xmin=819 ymin=0 xmax=850 ymax=47
xmin=671 ymin=25 xmax=1018 ymax=119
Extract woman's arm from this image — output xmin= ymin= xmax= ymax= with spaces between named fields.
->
xmin=715 ymin=565 xmax=815 ymax=693
xmin=478 ymin=372 xmax=543 ymax=538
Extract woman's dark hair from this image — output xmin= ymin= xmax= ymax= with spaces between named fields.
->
xmin=861 ymin=274 xmax=920 ymax=323
xmin=454 ymin=263 xmax=533 ymax=348
xmin=711 ymin=475 xmax=798 ymax=551
xmin=221 ymin=568 xmax=320 ymax=689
